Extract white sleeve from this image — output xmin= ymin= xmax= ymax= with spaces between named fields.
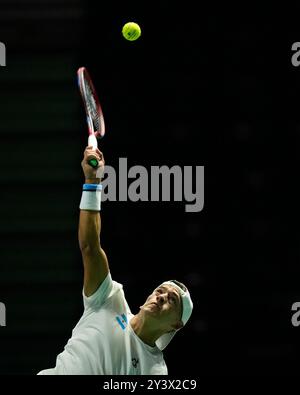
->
xmin=82 ymin=272 xmax=115 ymax=310
xmin=151 ymin=363 xmax=168 ymax=375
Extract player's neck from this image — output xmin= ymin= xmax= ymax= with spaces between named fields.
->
xmin=130 ymin=314 xmax=164 ymax=348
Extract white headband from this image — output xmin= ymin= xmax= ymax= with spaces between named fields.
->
xmin=155 ymin=280 xmax=193 ymax=351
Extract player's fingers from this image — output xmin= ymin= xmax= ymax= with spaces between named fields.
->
xmin=95 ymin=148 xmax=104 ymax=160
xmin=86 ymin=153 xmax=101 ymax=162
xmin=85 ymin=145 xmax=99 ymax=152
xmin=83 ymin=147 xmax=104 ymax=167
xmin=98 ymin=159 xmax=105 ymax=168
xmin=84 ymin=146 xmax=98 ymax=157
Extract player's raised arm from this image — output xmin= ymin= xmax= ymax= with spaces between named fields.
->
xmin=78 ymin=146 xmax=109 ymax=297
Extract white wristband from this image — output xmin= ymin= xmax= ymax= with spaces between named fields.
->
xmin=79 ymin=184 xmax=102 ymax=211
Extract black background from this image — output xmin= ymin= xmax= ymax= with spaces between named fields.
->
xmin=0 ymin=0 xmax=299 ymax=381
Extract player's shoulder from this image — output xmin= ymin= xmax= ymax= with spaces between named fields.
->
xmin=83 ymin=272 xmax=115 ymax=308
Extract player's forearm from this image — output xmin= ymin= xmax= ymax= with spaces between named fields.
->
xmin=78 ymin=210 xmax=101 ymax=252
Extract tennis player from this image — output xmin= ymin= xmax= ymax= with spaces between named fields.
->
xmin=37 ymin=146 xmax=193 ymax=375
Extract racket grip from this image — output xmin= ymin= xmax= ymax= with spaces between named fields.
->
xmin=88 ymin=134 xmax=98 ymax=168
xmin=88 ymin=134 xmax=98 ymax=150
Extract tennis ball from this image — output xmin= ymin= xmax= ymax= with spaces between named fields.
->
xmin=122 ymin=22 xmax=141 ymax=41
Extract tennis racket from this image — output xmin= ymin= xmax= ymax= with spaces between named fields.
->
xmin=77 ymin=67 xmax=105 ymax=168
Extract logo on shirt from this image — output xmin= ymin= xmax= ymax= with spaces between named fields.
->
xmin=132 ymin=358 xmax=139 ymax=368
xmin=116 ymin=313 xmax=128 ymax=330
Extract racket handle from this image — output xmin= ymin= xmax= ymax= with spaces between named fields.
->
xmin=88 ymin=134 xmax=98 ymax=149
xmin=88 ymin=158 xmax=98 ymax=168
xmin=88 ymin=134 xmax=98 ymax=168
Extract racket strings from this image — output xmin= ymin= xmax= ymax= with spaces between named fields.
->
xmin=85 ymin=81 xmax=100 ymax=132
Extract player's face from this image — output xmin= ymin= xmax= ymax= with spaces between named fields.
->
xmin=140 ymin=285 xmax=182 ymax=329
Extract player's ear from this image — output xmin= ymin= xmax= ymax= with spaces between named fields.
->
xmin=172 ymin=320 xmax=184 ymax=331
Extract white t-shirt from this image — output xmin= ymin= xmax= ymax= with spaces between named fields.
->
xmin=37 ymin=273 xmax=168 ymax=375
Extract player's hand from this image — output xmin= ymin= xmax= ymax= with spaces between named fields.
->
xmin=81 ymin=146 xmax=105 ymax=182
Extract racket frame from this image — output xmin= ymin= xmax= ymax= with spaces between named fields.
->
xmin=77 ymin=67 xmax=105 ymax=167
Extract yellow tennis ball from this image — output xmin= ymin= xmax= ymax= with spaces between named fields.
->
xmin=122 ymin=22 xmax=141 ymax=41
